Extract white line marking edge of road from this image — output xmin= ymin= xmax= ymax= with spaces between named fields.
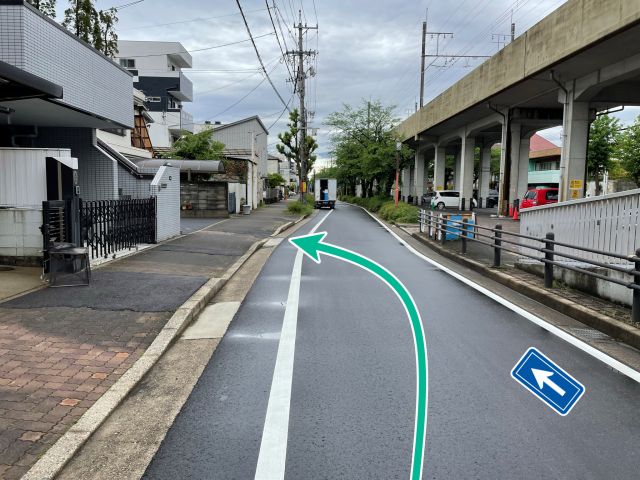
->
xmin=351 ymin=203 xmax=640 ymax=384
xmin=254 ymin=210 xmax=333 ymax=480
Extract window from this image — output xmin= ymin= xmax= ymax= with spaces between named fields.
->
xmin=546 ymin=190 xmax=558 ymax=201
xmin=147 ymin=97 xmax=161 ymax=103
xmin=524 ymin=190 xmax=537 ymax=199
xmin=119 ymin=58 xmax=136 ymax=69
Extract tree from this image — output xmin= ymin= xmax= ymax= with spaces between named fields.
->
xmin=63 ymin=1 xmax=118 ymax=57
xmin=324 ymin=99 xmax=413 ymax=197
xmin=267 ymin=173 xmax=285 ymax=189
xmin=163 ymin=130 xmax=225 ymax=160
xmin=588 ymin=114 xmax=621 ymax=195
xmin=27 ymin=0 xmax=56 ymax=17
xmin=617 ymin=116 xmax=640 ymax=186
xmin=276 ymin=109 xmax=318 ymax=187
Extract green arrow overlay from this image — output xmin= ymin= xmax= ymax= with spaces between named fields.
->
xmin=289 ymin=231 xmax=428 ymax=480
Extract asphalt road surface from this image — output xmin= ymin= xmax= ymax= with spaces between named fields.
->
xmin=144 ymin=203 xmax=640 ymax=479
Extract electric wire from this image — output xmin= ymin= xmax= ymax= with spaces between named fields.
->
xmin=236 ymin=0 xmax=292 ymax=112
xmin=266 ymin=0 xmax=294 ymax=84
xmin=118 ymin=7 xmax=268 ymax=31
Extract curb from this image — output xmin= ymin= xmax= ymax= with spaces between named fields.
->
xmin=408 ymin=231 xmax=640 ymax=351
xmin=22 ymin=220 xmax=292 ymax=479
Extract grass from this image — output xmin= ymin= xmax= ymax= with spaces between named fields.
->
xmin=339 ymin=195 xmax=419 ymax=224
xmin=287 ymin=200 xmax=314 ymax=216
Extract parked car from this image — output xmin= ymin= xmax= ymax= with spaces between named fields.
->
xmin=431 ymin=190 xmax=477 ymax=210
xmin=520 ymin=187 xmax=559 ymax=209
xmin=486 ymin=189 xmax=499 ymax=208
xmin=421 ymin=191 xmax=436 ymax=206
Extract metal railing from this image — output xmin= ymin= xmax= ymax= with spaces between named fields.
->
xmin=419 ymin=209 xmax=640 ymax=323
xmin=81 ymin=198 xmax=156 ymax=260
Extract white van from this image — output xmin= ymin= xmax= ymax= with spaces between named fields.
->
xmin=314 ymin=178 xmax=337 ymax=209
xmin=430 ymin=190 xmax=477 ymax=210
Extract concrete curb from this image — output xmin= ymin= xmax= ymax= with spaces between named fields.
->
xmin=407 ymin=230 xmax=640 ymax=351
xmin=22 ymin=232 xmax=275 ymax=480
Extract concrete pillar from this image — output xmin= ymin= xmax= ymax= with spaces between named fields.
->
xmin=414 ymin=150 xmax=425 ymax=200
xmin=498 ymin=120 xmax=509 ymax=216
xmin=459 ymin=135 xmax=476 ymax=209
xmin=454 ymin=148 xmax=462 ymax=191
xmin=517 ymin=135 xmax=531 ymax=200
xmin=509 ymin=123 xmax=522 ymax=207
xmin=479 ymin=145 xmax=492 ymax=206
xmin=560 ymin=96 xmax=590 ymax=201
xmin=434 ymin=146 xmax=446 ymax=191
xmin=401 ymin=167 xmax=410 ymax=201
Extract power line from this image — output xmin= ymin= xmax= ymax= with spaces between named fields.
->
xmin=266 ymin=0 xmax=294 ymax=84
xmin=267 ymin=95 xmax=294 ymax=130
xmin=236 ymin=0 xmax=292 ymax=113
xmin=118 ymin=7 xmax=268 ymax=31
xmin=118 ymin=32 xmax=276 ymax=58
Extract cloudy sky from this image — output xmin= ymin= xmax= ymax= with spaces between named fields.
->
xmin=55 ymin=0 xmax=640 ymax=161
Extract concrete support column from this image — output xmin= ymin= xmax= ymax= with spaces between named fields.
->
xmin=454 ymin=148 xmax=462 ymax=191
xmin=414 ymin=150 xmax=425 ymax=200
xmin=517 ymin=135 xmax=531 ymax=200
xmin=498 ymin=120 xmax=509 ymax=216
xmin=560 ymin=96 xmax=590 ymax=201
xmin=479 ymin=145 xmax=492 ymax=206
xmin=434 ymin=146 xmax=446 ymax=191
xmin=459 ymin=135 xmax=476 ymax=210
xmin=509 ymin=123 xmax=522 ymax=207
xmin=401 ymin=167 xmax=410 ymax=201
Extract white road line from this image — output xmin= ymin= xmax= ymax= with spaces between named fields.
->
xmin=353 ymin=204 xmax=640 ymax=384
xmin=254 ymin=210 xmax=333 ymax=480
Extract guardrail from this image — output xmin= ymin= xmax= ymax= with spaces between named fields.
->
xmin=419 ymin=209 xmax=640 ymax=323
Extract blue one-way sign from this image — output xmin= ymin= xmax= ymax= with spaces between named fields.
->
xmin=511 ymin=347 xmax=585 ymax=416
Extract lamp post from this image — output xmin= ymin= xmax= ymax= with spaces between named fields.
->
xmin=395 ymin=141 xmax=402 ymax=207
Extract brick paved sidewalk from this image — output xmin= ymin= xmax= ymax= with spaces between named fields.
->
xmin=0 ymin=203 xmax=294 ymax=479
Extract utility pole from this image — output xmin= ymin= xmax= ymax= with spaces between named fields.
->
xmin=287 ymin=12 xmax=317 ymax=203
xmin=395 ymin=142 xmax=401 ymax=207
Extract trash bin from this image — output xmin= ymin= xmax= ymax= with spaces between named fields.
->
xmin=242 ymin=204 xmax=251 ymax=215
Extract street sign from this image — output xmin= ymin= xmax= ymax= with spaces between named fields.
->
xmin=511 ymin=347 xmax=585 ymax=416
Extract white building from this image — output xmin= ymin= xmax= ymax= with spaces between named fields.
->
xmin=115 ymin=41 xmax=194 ymax=153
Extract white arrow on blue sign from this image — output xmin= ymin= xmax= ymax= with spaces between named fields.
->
xmin=511 ymin=347 xmax=585 ymax=416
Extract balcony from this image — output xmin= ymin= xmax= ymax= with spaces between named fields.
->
xmin=167 ymin=71 xmax=193 ymax=102
xmin=167 ymin=108 xmax=193 ymax=134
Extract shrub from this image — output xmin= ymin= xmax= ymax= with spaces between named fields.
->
xmin=287 ymin=200 xmax=313 ymax=216
xmin=378 ymin=201 xmax=419 ymax=224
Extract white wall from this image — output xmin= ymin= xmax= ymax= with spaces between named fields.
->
xmin=97 ymin=130 xmax=152 ymax=159
xmin=0 ymin=208 xmax=42 ymax=261
xmin=151 ymin=166 xmax=180 ymax=241
xmin=0 ymin=147 xmax=71 ymax=207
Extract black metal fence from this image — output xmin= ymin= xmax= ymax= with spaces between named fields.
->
xmin=419 ymin=209 xmax=640 ymax=323
xmin=80 ymin=198 xmax=156 ymax=259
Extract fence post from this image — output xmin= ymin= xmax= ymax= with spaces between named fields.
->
xmin=494 ymin=224 xmax=502 ymax=267
xmin=419 ymin=210 xmax=424 ymax=233
xmin=426 ymin=211 xmax=431 ymax=238
xmin=440 ymin=217 xmax=447 ymax=245
xmin=461 ymin=218 xmax=468 ymax=254
xmin=544 ymin=232 xmax=555 ymax=289
xmin=460 ymin=198 xmax=466 ymax=211
xmin=633 ymin=249 xmax=640 ymax=324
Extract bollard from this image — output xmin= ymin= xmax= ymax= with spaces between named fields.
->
xmin=441 ymin=218 xmax=447 ymax=245
xmin=544 ymin=232 xmax=555 ymax=288
xmin=494 ymin=224 xmax=502 ymax=267
xmin=478 ymin=197 xmax=483 ymax=209
xmin=633 ymin=248 xmax=640 ymax=324
xmin=461 ymin=218 xmax=468 ymax=254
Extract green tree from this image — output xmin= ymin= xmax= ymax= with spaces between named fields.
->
xmin=617 ymin=116 xmax=640 ymax=186
xmin=267 ymin=173 xmax=285 ymax=189
xmin=164 ymin=130 xmax=225 ymax=160
xmin=27 ymin=0 xmax=56 ymax=17
xmin=63 ymin=1 xmax=118 ymax=57
xmin=325 ymin=99 xmax=413 ymax=197
xmin=276 ymin=109 xmax=318 ymax=188
xmin=588 ymin=114 xmax=621 ymax=195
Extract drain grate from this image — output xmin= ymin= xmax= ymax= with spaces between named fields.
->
xmin=567 ymin=327 xmax=610 ymax=341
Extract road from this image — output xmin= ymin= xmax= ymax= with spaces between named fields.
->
xmin=144 ymin=202 xmax=640 ymax=479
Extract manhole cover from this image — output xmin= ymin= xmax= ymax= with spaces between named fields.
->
xmin=567 ymin=327 xmax=609 ymax=341
xmin=0 ymin=266 xmax=14 ymax=272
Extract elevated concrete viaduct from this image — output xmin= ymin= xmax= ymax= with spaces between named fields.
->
xmin=398 ymin=0 xmax=640 ymax=214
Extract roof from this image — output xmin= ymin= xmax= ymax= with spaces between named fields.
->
xmin=530 ymin=134 xmax=558 ymax=151
xmin=134 ymin=158 xmax=225 ymax=173
xmin=0 ymin=60 xmax=63 ymax=101
xmin=206 ymin=116 xmax=268 ymax=135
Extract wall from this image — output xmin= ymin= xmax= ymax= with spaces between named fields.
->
xmin=0 ymin=208 xmax=41 ymax=264
xmin=150 ymin=165 xmax=180 ymax=241
xmin=117 ymin=165 xmax=153 ymax=199
xmin=96 ymin=130 xmax=152 ymax=160
xmin=0 ymin=147 xmax=71 ymax=207
xmin=33 ymin=128 xmax=118 ymax=201
xmin=0 ymin=1 xmax=133 ymax=128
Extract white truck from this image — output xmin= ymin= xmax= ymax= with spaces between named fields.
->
xmin=314 ymin=178 xmax=337 ymax=209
